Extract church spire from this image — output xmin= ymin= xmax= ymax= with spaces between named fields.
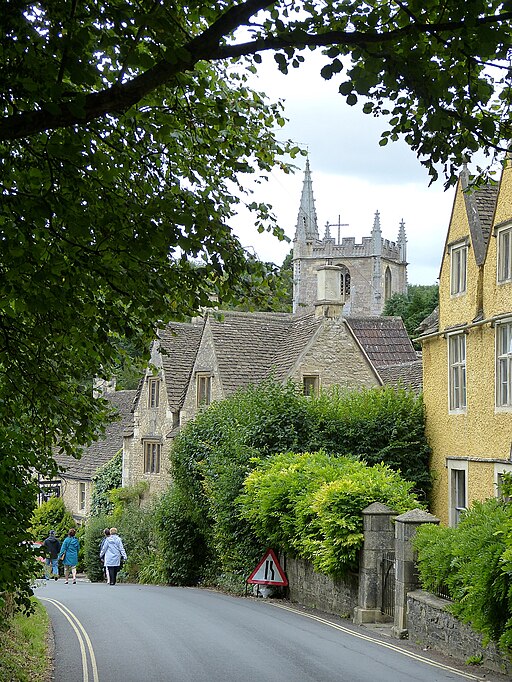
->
xmin=294 ymin=158 xmax=319 ymax=242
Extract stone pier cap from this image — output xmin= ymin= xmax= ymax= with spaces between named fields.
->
xmin=394 ymin=509 xmax=440 ymax=524
xmin=362 ymin=502 xmax=395 ymax=515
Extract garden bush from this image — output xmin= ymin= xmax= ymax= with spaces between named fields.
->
xmin=415 ymin=497 xmax=512 ymax=651
xmin=306 ymin=385 xmax=431 ymax=498
xmin=152 ymin=486 xmax=211 ymax=585
xmin=238 ymin=451 xmax=421 ymax=576
xmin=29 ymin=497 xmax=74 ymax=544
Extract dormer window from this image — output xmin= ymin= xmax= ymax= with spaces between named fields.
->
xmin=450 ymin=241 xmax=467 ymax=296
xmin=148 ymin=378 xmax=160 ymax=408
xmin=497 ymin=225 xmax=512 ymax=283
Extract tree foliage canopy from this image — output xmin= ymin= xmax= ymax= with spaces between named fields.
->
xmin=1 ymin=0 xmax=510 ymax=607
xmin=3 ymin=1 xmax=511 ymax=179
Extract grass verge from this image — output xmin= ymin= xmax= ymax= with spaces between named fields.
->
xmin=0 ymin=597 xmax=51 ymax=682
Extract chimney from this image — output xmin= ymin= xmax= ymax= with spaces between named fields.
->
xmin=93 ymin=377 xmax=117 ymax=398
xmin=314 ymin=265 xmax=343 ymax=318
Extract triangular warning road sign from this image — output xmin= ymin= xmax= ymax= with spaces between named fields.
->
xmin=247 ymin=549 xmax=288 ymax=586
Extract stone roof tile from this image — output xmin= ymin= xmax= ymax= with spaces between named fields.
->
xmin=345 ymin=317 xmax=417 ymax=367
xmin=158 ymin=320 xmax=204 ymax=410
xmin=416 ymin=306 xmax=439 ymax=337
xmin=474 ymin=185 xmax=498 ymax=252
xmin=208 ymin=311 xmax=295 ymax=393
xmin=377 ymin=359 xmax=423 ymax=394
xmin=54 ymin=390 xmax=136 ymax=480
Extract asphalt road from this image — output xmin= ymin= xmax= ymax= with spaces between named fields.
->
xmin=36 ymin=578 xmax=498 ymax=682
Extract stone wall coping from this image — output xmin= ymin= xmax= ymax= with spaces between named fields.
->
xmin=362 ymin=502 xmax=396 ymax=515
xmin=394 ymin=508 xmax=440 ymax=524
xmin=407 ymin=589 xmax=451 ymax=610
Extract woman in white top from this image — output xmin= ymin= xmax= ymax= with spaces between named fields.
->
xmin=99 ymin=527 xmax=127 ymax=585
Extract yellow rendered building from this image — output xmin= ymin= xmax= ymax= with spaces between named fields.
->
xmin=418 ymin=159 xmax=512 ymax=526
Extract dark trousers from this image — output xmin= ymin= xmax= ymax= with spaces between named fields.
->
xmin=107 ymin=565 xmax=120 ymax=585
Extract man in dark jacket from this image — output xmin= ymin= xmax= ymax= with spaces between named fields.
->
xmin=43 ymin=530 xmax=61 ymax=580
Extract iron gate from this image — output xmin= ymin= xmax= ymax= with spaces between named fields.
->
xmin=381 ymin=551 xmax=395 ymax=618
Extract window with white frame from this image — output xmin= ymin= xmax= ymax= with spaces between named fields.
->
xmin=497 ymin=225 xmax=512 ymax=283
xmin=144 ymin=441 xmax=161 ymax=474
xmin=196 ymin=374 xmax=212 ymax=407
xmin=450 ymin=467 xmax=467 ymax=527
xmin=448 ymin=333 xmax=467 ymax=411
xmin=450 ymin=242 xmax=467 ymax=295
xmin=497 ymin=321 xmax=512 ymax=408
xmin=148 ymin=378 xmax=160 ymax=408
xmin=79 ymin=482 xmax=86 ymax=511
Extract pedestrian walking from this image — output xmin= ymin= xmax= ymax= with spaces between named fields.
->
xmin=99 ymin=527 xmax=127 ymax=586
xmin=99 ymin=528 xmax=110 ymax=583
xmin=42 ymin=530 xmax=61 ymax=581
xmin=59 ymin=528 xmax=80 ymax=584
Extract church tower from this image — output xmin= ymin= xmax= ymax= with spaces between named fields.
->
xmin=292 ymin=160 xmax=408 ymax=316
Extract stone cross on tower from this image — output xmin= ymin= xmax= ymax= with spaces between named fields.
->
xmin=325 ymin=215 xmax=349 ymax=244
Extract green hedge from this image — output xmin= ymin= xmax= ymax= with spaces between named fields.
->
xmin=168 ymin=380 xmax=430 ymax=585
xmin=238 ymin=451 xmax=421 ymax=576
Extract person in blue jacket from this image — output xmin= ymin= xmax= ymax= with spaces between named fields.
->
xmin=59 ymin=528 xmax=80 ymax=584
xmin=100 ymin=527 xmax=127 ymax=586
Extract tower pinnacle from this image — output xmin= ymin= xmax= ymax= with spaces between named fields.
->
xmin=294 ymin=159 xmax=319 ymax=242
xmin=397 ymin=219 xmax=407 ymax=262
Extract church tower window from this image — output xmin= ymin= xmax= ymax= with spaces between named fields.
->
xmin=385 ymin=267 xmax=392 ymax=301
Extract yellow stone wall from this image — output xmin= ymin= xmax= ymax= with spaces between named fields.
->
xmin=423 ymin=164 xmax=512 ymax=525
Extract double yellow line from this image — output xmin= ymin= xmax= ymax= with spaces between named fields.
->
xmin=41 ymin=597 xmax=99 ymax=682
xmin=268 ymin=602 xmax=485 ymax=681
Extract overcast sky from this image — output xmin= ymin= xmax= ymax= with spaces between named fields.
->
xmin=229 ymin=53 xmax=460 ymax=286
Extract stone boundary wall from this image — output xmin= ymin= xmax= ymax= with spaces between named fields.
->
xmin=283 ymin=555 xmax=358 ymax=618
xmin=407 ymin=590 xmax=512 ymax=676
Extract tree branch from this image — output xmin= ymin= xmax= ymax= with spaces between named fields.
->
xmin=1 ymin=5 xmax=511 ymax=142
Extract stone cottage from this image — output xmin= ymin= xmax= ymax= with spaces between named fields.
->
xmin=123 ymin=302 xmax=418 ymax=496
xmin=44 ymin=381 xmax=135 ymax=522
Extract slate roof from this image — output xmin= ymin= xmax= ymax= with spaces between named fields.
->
xmin=54 ymin=390 xmax=135 ymax=480
xmin=377 ymin=359 xmax=423 ymax=394
xmin=271 ymin=312 xmax=324 ymax=381
xmin=474 ymin=185 xmax=498 ymax=249
xmin=461 ymin=169 xmax=498 ymax=266
xmin=345 ymin=317 xmax=417 ymax=367
xmin=415 ymin=306 xmax=439 ymax=337
xmin=158 ymin=320 xmax=204 ymax=411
